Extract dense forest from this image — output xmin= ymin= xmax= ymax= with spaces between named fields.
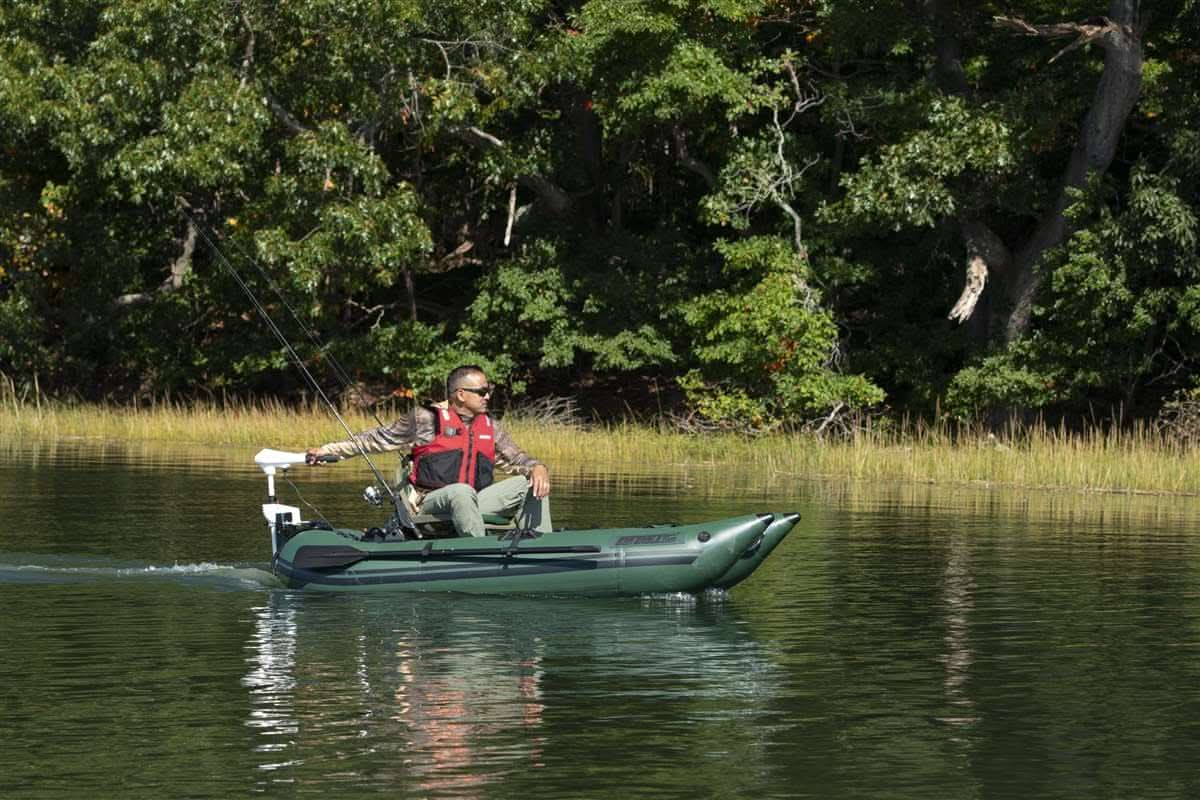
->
xmin=1 ymin=1 xmax=1197 ymax=428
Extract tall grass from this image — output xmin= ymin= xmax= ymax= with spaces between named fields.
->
xmin=0 ymin=393 xmax=372 ymax=449
xmin=0 ymin=383 xmax=1195 ymax=495
xmin=505 ymin=416 xmax=1199 ymax=495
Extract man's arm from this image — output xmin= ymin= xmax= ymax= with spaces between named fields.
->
xmin=307 ymin=408 xmax=424 ymax=461
xmin=492 ymin=419 xmax=550 ymax=497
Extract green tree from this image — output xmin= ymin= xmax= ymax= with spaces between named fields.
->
xmin=3 ymin=0 xmax=1199 ymax=428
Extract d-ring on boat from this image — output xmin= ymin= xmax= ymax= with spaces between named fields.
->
xmin=256 ymin=449 xmax=799 ymax=595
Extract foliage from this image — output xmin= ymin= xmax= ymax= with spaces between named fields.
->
xmin=828 ymin=97 xmax=1016 ymax=230
xmin=678 ymin=237 xmax=883 ymax=427
xmin=2 ymin=0 xmax=1199 ymax=430
xmin=459 ymin=239 xmax=676 ymax=378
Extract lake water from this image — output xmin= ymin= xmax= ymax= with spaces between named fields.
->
xmin=2 ymin=439 xmax=1200 ymax=798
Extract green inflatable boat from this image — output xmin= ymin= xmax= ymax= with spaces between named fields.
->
xmin=255 ymin=449 xmax=798 ymax=595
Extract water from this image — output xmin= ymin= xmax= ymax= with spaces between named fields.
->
xmin=3 ymin=439 xmax=1200 ymax=798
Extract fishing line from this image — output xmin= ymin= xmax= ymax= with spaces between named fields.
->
xmin=182 ymin=207 xmax=403 ymax=511
xmin=281 ymin=472 xmax=333 ymax=529
xmin=186 ymin=211 xmax=390 ymax=430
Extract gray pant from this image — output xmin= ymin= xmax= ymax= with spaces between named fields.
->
xmin=420 ymin=476 xmax=552 ymax=537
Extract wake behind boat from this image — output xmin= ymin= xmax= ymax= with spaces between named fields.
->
xmin=256 ymin=449 xmax=798 ymax=595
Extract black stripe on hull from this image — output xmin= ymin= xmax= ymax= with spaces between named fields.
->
xmin=274 ymin=552 xmax=699 ymax=589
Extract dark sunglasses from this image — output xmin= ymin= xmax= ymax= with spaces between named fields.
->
xmin=459 ymin=386 xmax=493 ymax=397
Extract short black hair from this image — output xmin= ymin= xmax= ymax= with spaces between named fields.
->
xmin=446 ymin=365 xmax=486 ymax=399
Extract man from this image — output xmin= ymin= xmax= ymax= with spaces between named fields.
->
xmin=305 ymin=365 xmax=551 ymax=537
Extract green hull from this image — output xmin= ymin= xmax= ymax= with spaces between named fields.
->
xmin=711 ymin=512 xmax=799 ymax=589
xmin=273 ymin=513 xmax=799 ymax=595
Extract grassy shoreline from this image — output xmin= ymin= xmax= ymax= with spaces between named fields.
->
xmin=1 ymin=398 xmax=1196 ymax=496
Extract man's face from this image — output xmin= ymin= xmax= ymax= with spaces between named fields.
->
xmin=454 ymin=372 xmax=492 ymax=415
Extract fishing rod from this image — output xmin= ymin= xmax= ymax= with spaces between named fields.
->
xmin=181 ymin=206 xmax=414 ymax=531
xmin=184 ymin=207 xmax=391 ymax=430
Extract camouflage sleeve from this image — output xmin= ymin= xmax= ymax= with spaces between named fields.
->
xmin=492 ymin=418 xmax=544 ymax=476
xmin=315 ymin=408 xmax=427 ymax=459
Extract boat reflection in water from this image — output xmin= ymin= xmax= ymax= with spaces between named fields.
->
xmin=241 ymin=588 xmax=781 ymax=796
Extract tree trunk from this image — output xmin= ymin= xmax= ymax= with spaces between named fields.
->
xmin=1002 ymin=1 xmax=1144 ymax=343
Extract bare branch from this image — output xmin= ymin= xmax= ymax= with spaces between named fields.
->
xmin=425 ymin=240 xmax=482 ymax=273
xmin=422 ymin=38 xmax=453 ymax=81
xmin=264 ymin=89 xmax=310 ymax=135
xmin=504 ymin=183 xmax=517 ymax=246
xmin=949 ymin=220 xmax=1009 ymax=323
xmin=780 ymin=60 xmax=824 ymax=127
xmin=345 ymin=298 xmax=390 ymax=329
xmin=994 ymin=15 xmax=1113 ymax=39
xmin=114 ymin=218 xmax=197 ymax=308
xmin=451 ymin=125 xmax=505 ymax=149
xmin=994 ymin=15 xmax=1125 ymax=64
xmin=812 ymin=401 xmax=846 ymax=438
xmin=450 ymin=127 xmax=572 ymax=215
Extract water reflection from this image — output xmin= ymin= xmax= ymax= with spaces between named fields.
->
xmin=9 ymin=439 xmax=1200 ymax=798
xmin=937 ymin=531 xmax=978 ymax=735
xmin=241 ymin=591 xmax=781 ymax=797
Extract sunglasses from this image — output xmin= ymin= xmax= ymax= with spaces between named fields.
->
xmin=459 ymin=386 xmax=493 ymax=397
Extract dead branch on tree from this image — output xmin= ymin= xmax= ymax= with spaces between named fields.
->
xmin=994 ymin=15 xmax=1127 ymax=63
xmin=114 ymin=218 xmax=198 ymax=308
xmin=948 ymin=220 xmax=1010 ymax=324
xmin=449 ymin=127 xmax=572 ymax=215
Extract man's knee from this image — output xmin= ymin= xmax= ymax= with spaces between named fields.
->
xmin=502 ymin=475 xmax=530 ymax=493
xmin=444 ymin=483 xmax=478 ymax=502
xmin=427 ymin=482 xmax=477 ymax=511
xmin=479 ymin=476 xmax=529 ymax=511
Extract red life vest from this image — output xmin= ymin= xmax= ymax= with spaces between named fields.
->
xmin=409 ymin=406 xmax=496 ymax=491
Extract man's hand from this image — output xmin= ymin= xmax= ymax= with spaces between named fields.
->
xmin=530 ymin=464 xmax=551 ymax=498
xmin=306 ymin=450 xmax=342 ymax=466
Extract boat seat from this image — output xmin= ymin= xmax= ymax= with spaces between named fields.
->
xmin=407 ymin=511 xmax=516 ymax=538
xmin=396 ymin=457 xmax=516 ymax=535
xmin=410 ymin=512 xmax=512 ymax=526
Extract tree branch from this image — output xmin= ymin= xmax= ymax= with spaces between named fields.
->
xmin=949 ymin=219 xmax=1009 ymax=323
xmin=516 ymin=175 xmax=572 ymax=215
xmin=994 ymin=15 xmax=1126 ymax=64
xmin=264 ymin=89 xmax=311 ymax=136
xmin=672 ymin=125 xmax=717 ymax=189
xmin=450 ymin=126 xmax=573 ymax=215
xmin=114 ymin=218 xmax=197 ymax=308
xmin=425 ymin=240 xmax=482 ymax=273
xmin=780 ymin=60 xmax=824 ymax=126
xmin=504 ymin=183 xmax=517 ymax=246
xmin=451 ymin=125 xmax=505 ymax=149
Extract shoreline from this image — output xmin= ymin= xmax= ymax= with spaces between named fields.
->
xmin=1 ymin=400 xmax=1196 ymax=497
